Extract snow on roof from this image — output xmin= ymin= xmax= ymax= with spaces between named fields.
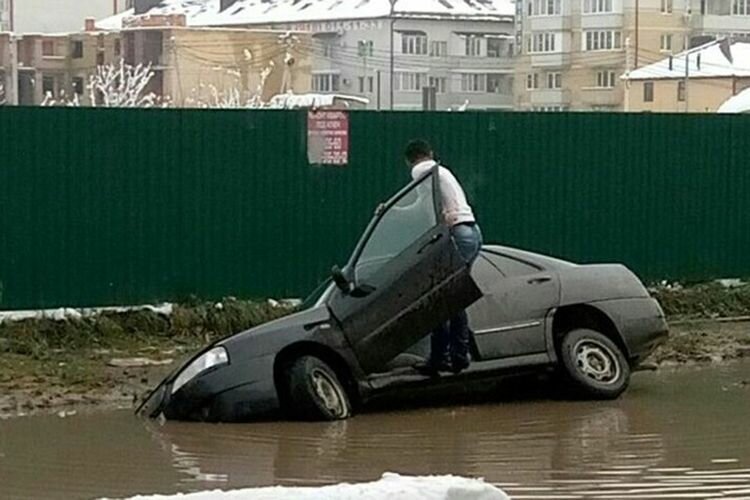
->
xmin=97 ymin=0 xmax=514 ymax=30
xmin=718 ymin=87 xmax=750 ymax=113
xmin=625 ymin=40 xmax=750 ymax=80
xmin=124 ymin=473 xmax=510 ymax=500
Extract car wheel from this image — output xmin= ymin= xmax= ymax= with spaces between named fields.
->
xmin=558 ymin=329 xmax=630 ymax=399
xmin=286 ymin=356 xmax=352 ymax=421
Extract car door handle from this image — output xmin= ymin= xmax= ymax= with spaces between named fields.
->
xmin=528 ymin=276 xmax=552 ymax=285
xmin=417 ymin=232 xmax=444 ymax=254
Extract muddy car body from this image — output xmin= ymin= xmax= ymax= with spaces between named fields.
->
xmin=138 ymin=168 xmax=668 ymax=422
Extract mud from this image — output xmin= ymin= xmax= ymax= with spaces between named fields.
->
xmin=1 ymin=362 xmax=749 ymax=499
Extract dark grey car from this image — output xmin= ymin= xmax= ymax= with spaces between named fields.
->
xmin=138 ymin=167 xmax=668 ymax=422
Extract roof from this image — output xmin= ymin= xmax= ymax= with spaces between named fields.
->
xmin=625 ymin=40 xmax=750 ymax=80
xmin=97 ymin=0 xmax=514 ymax=30
xmin=718 ymin=87 xmax=750 ymax=113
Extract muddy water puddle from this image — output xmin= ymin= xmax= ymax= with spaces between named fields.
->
xmin=1 ymin=362 xmax=749 ymax=499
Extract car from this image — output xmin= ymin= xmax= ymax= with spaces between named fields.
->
xmin=137 ymin=166 xmax=669 ymax=422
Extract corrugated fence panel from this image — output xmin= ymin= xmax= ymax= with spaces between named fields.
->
xmin=1 ymin=107 xmax=749 ymax=310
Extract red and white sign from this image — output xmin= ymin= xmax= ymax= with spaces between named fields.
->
xmin=307 ymin=111 xmax=349 ymax=166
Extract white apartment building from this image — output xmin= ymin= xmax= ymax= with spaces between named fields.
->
xmin=99 ymin=0 xmax=517 ymax=111
xmin=3 ymin=0 xmax=130 ymax=33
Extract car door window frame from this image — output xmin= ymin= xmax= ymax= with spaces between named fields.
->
xmin=342 ymin=166 xmax=442 ymax=282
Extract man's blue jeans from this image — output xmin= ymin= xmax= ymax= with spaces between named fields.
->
xmin=429 ymin=223 xmax=483 ymax=370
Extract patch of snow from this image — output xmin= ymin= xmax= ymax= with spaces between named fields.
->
xmin=625 ymin=40 xmax=750 ymax=80
xmin=268 ymin=92 xmax=369 ymax=109
xmin=717 ymin=87 xmax=750 ymax=113
xmin=0 ymin=303 xmax=173 ymax=324
xmin=98 ymin=0 xmax=514 ymax=30
xmin=116 ymin=473 xmax=509 ymax=500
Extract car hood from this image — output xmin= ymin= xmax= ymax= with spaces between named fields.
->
xmin=218 ymin=305 xmax=330 ymax=350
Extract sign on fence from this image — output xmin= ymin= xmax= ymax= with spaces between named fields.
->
xmin=307 ymin=110 xmax=349 ymax=166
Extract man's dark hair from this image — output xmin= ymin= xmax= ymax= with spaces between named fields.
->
xmin=404 ymin=139 xmax=433 ymax=165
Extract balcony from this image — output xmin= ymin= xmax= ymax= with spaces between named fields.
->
xmin=580 ymin=13 xmax=625 ymax=29
xmin=527 ymin=15 xmax=572 ymax=31
xmin=529 ymin=88 xmax=571 ymax=105
xmin=692 ymin=14 xmax=750 ymax=34
xmin=530 ymin=52 xmax=571 ymax=68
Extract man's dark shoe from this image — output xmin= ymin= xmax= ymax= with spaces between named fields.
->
xmin=413 ymin=361 xmax=452 ymax=377
xmin=450 ymin=354 xmax=471 ymax=374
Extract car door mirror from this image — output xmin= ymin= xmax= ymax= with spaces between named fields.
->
xmin=331 ymin=265 xmax=352 ymax=293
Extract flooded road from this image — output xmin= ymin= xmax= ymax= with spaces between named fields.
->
xmin=1 ymin=362 xmax=749 ymax=500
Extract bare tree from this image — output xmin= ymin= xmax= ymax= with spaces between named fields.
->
xmin=89 ymin=60 xmax=160 ymax=108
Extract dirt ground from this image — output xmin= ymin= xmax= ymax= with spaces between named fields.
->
xmin=1 ymin=285 xmax=750 ymax=419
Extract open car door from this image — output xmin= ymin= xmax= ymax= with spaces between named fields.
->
xmin=328 ymin=167 xmax=482 ymax=374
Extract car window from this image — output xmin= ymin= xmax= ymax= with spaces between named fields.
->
xmin=484 ymin=252 xmax=542 ymax=277
xmin=355 ymin=173 xmax=436 ymax=283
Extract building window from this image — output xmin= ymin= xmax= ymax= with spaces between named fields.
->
xmin=114 ymin=39 xmax=121 ymax=57
xmin=42 ymin=40 xmax=56 ymax=57
xmin=660 ymin=34 xmax=673 ymax=52
xmin=643 ymin=81 xmax=654 ymax=102
xmin=402 ymin=32 xmax=428 ymax=55
xmin=661 ymin=0 xmax=673 ymax=13
xmin=429 ymin=76 xmax=447 ymax=93
xmin=547 ymin=72 xmax=562 ymax=89
xmin=358 ymin=76 xmax=375 ymax=93
xmin=312 ymin=73 xmax=340 ymax=92
xmin=526 ymin=73 xmax=540 ymax=90
xmin=487 ymin=37 xmax=508 ymax=58
xmin=72 ymin=77 xmax=85 ymax=96
xmin=529 ymin=32 xmax=558 ymax=53
xmin=583 ymin=0 xmax=613 ymax=13
xmin=395 ymin=72 xmax=425 ymax=92
xmin=532 ymin=105 xmax=566 ymax=112
xmin=97 ymin=52 xmax=105 ymax=65
xmin=429 ymin=41 xmax=447 ymax=57
xmin=42 ymin=75 xmax=56 ymax=96
xmin=596 ymin=70 xmax=617 ymax=88
xmin=71 ymin=40 xmax=84 ymax=59
xmin=487 ymin=74 xmax=511 ymax=94
xmin=677 ymin=80 xmax=686 ymax=101
xmin=357 ymin=40 xmax=374 ymax=57
xmin=733 ymin=0 xmax=750 ymax=14
xmin=465 ymin=35 xmax=483 ymax=56
xmin=584 ymin=30 xmax=622 ymax=51
xmin=460 ymin=74 xmax=486 ymax=92
xmin=530 ymin=0 xmax=562 ymax=16
xmin=322 ymin=41 xmax=335 ymax=58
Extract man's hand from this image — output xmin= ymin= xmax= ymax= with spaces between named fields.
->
xmin=375 ymin=202 xmax=387 ymax=216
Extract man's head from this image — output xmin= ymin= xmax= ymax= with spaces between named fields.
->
xmin=404 ymin=139 xmax=434 ymax=167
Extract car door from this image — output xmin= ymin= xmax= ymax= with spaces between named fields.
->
xmin=469 ymin=250 xmax=560 ymax=359
xmin=328 ymin=168 xmax=482 ymax=374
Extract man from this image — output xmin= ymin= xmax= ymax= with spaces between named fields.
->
xmin=404 ymin=139 xmax=483 ymax=375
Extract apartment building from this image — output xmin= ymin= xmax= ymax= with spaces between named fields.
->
xmin=3 ymin=0 xmax=130 ymax=33
xmin=689 ymin=0 xmax=750 ymax=44
xmin=100 ymin=0 xmax=517 ymax=111
xmin=623 ymin=39 xmax=750 ymax=112
xmin=121 ymin=14 xmax=313 ymax=105
xmin=514 ymin=0 xmax=694 ymax=112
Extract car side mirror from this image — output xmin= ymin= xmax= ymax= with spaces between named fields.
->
xmin=331 ymin=265 xmax=351 ymax=293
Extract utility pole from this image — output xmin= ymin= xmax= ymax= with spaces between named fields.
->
xmin=389 ymin=0 xmax=397 ymax=111
xmin=624 ymin=37 xmax=632 ymax=111
xmin=634 ymin=0 xmax=640 ymax=68
xmin=8 ymin=35 xmax=18 ymax=105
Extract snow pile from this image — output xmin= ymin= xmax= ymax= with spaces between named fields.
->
xmin=0 ymin=304 xmax=173 ymax=324
xmin=717 ymin=87 xmax=750 ymax=113
xmin=98 ymin=0 xmax=514 ymax=30
xmin=268 ymin=92 xmax=370 ymax=109
xmin=118 ymin=473 xmax=509 ymax=500
xmin=627 ymin=40 xmax=750 ymax=80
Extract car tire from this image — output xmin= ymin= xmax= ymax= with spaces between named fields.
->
xmin=557 ymin=329 xmax=630 ymax=400
xmin=286 ymin=356 xmax=352 ymax=421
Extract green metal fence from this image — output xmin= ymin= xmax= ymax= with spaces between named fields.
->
xmin=1 ymin=107 xmax=749 ymax=310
